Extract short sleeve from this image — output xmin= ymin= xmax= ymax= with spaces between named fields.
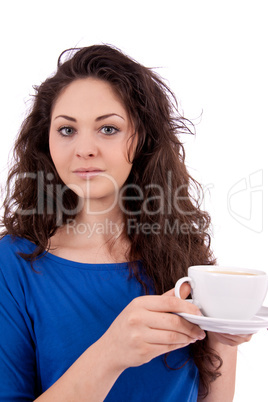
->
xmin=0 ymin=267 xmax=37 ymax=401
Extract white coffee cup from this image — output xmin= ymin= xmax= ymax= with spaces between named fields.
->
xmin=175 ymin=265 xmax=268 ymax=320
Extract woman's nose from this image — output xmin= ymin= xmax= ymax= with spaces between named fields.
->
xmin=75 ymin=132 xmax=98 ymax=158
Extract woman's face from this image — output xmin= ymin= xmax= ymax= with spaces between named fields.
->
xmin=49 ymin=78 xmax=136 ymax=210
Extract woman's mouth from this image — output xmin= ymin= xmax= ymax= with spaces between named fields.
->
xmin=73 ymin=168 xmax=104 ymax=179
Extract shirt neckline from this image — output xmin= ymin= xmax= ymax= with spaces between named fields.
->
xmin=16 ymin=235 xmax=139 ymax=270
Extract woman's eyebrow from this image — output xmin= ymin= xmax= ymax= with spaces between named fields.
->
xmin=54 ymin=115 xmax=77 ymax=122
xmin=95 ymin=113 xmax=125 ymax=121
xmin=54 ymin=113 xmax=125 ymax=122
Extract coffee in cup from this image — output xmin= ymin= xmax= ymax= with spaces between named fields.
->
xmin=175 ymin=265 xmax=268 ymax=320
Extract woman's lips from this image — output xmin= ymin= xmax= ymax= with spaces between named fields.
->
xmin=73 ymin=168 xmax=104 ymax=179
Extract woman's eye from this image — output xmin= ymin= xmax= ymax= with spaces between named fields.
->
xmin=100 ymin=126 xmax=119 ymax=136
xmin=58 ymin=126 xmax=75 ymax=136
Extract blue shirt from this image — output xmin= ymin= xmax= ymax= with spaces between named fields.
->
xmin=0 ymin=235 xmax=199 ymax=401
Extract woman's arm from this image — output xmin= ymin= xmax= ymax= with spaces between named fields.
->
xmin=35 ymin=294 xmax=205 ymax=401
xmin=34 ymin=334 xmax=123 ymax=402
xmin=198 ymin=332 xmax=252 ymax=402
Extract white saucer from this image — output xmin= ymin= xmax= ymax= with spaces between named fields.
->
xmin=178 ymin=306 xmax=268 ymax=334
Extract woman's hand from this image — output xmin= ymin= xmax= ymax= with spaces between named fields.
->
xmin=198 ymin=331 xmax=254 ymax=401
xmin=207 ymin=331 xmax=253 ymax=346
xmin=100 ymin=285 xmax=206 ymax=372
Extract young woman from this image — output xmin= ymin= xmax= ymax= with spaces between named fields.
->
xmin=0 ymin=45 xmax=251 ymax=401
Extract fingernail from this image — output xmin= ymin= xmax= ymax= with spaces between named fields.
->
xmin=190 ymin=338 xmax=198 ymax=343
xmin=198 ymin=332 xmax=206 ymax=340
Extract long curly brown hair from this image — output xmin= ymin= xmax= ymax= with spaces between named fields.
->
xmin=1 ymin=44 xmax=222 ymax=398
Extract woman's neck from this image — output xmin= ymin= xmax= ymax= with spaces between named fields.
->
xmin=49 ymin=204 xmax=130 ymax=264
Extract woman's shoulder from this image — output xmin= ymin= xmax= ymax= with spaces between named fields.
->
xmin=0 ymin=235 xmax=36 ymax=278
xmin=0 ymin=234 xmax=35 ymax=256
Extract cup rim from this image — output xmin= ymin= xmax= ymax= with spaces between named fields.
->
xmin=188 ymin=265 xmax=267 ymax=276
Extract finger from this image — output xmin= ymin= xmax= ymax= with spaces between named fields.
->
xmin=237 ymin=334 xmax=253 ymax=340
xmin=222 ymin=334 xmax=253 ymax=344
xmin=141 ymin=295 xmax=202 ymax=316
xmin=162 ymin=282 xmax=191 ymax=299
xmin=141 ymin=341 xmax=193 ymax=362
xmin=179 ymin=282 xmax=192 ymax=300
xmin=164 ymin=284 xmax=191 ymax=299
xmin=208 ymin=332 xmax=253 ymax=346
xmin=144 ymin=328 xmax=201 ymax=346
xmin=162 ymin=288 xmax=175 ymax=297
xmin=145 ymin=310 xmax=206 ymax=340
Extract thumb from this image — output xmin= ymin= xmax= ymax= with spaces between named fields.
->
xmin=162 ymin=283 xmax=191 ymax=300
xmin=162 ymin=288 xmax=175 ymax=297
xmin=179 ymin=282 xmax=191 ymax=300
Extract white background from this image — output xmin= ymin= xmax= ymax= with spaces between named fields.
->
xmin=0 ymin=1 xmax=267 ymax=400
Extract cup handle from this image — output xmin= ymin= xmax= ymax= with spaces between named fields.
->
xmin=175 ymin=277 xmax=193 ymax=300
